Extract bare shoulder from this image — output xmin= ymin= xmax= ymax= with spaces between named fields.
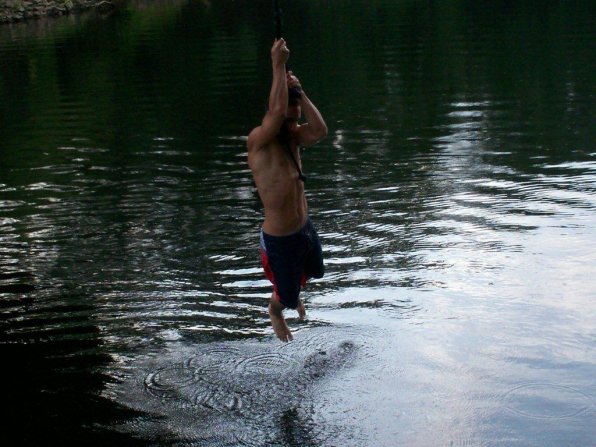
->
xmin=247 ymin=126 xmax=262 ymax=152
xmin=249 ymin=110 xmax=285 ymax=153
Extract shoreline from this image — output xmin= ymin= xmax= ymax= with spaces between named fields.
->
xmin=0 ymin=0 xmax=118 ymax=23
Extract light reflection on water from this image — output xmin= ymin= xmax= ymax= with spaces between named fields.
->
xmin=1 ymin=1 xmax=595 ymax=446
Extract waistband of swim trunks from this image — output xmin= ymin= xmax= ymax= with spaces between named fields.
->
xmin=261 ymin=217 xmax=312 ymax=241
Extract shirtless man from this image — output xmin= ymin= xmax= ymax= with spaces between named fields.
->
xmin=247 ymin=39 xmax=328 ymax=342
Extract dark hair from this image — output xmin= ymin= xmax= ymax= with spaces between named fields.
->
xmin=264 ymin=87 xmax=302 ymax=111
xmin=288 ymin=86 xmax=302 ymax=104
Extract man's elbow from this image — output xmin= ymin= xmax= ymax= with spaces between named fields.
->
xmin=318 ymin=124 xmax=328 ymax=140
xmin=310 ymin=126 xmax=327 ymax=146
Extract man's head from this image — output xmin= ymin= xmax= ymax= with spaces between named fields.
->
xmin=288 ymin=86 xmax=302 ymax=102
xmin=287 ymin=86 xmax=302 ymax=121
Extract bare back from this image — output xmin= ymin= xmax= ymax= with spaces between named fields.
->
xmin=248 ymin=130 xmax=308 ymax=236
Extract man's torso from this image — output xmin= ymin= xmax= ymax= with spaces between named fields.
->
xmin=248 ymin=135 xmax=308 ymax=236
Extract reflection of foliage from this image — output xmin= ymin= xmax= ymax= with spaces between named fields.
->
xmin=1 ymin=0 xmax=89 ymax=23
xmin=0 ymin=1 xmax=190 ymax=158
xmin=1 ymin=0 xmax=594 ymax=165
xmin=0 ymin=0 xmax=265 ymax=161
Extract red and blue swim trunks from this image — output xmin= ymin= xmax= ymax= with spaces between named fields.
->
xmin=259 ymin=218 xmax=324 ymax=309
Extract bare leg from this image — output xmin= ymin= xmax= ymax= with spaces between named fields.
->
xmin=296 ymin=299 xmax=306 ymax=320
xmin=268 ymin=293 xmax=293 ymax=342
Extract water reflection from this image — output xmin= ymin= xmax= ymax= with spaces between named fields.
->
xmin=1 ymin=0 xmax=595 ymax=445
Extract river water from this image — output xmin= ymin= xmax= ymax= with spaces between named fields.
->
xmin=1 ymin=1 xmax=595 ymax=446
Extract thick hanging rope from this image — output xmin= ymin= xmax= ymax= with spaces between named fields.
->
xmin=273 ymin=0 xmax=302 ymax=99
xmin=274 ymin=0 xmax=283 ymax=39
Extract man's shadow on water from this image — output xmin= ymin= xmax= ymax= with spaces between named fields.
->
xmin=280 ymin=407 xmax=319 ymax=447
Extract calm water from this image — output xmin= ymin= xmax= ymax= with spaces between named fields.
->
xmin=1 ymin=1 xmax=595 ymax=445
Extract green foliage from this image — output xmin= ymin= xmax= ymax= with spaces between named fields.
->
xmin=61 ymin=0 xmax=75 ymax=10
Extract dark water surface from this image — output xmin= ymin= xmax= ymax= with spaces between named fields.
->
xmin=1 ymin=1 xmax=595 ymax=445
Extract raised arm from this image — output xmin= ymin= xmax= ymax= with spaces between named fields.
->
xmin=287 ymin=71 xmax=328 ymax=147
xmin=247 ymin=39 xmax=290 ymax=152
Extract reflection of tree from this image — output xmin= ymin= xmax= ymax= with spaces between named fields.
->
xmin=0 ymin=282 xmax=146 ymax=445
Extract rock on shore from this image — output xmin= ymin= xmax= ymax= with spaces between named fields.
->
xmin=0 ymin=0 xmax=116 ymax=23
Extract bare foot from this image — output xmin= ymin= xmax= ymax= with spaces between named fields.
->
xmin=268 ymin=301 xmax=293 ymax=342
xmin=297 ymin=299 xmax=306 ymax=320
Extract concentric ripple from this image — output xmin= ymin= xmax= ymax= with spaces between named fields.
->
xmin=234 ymin=352 xmax=300 ymax=377
xmin=502 ymin=383 xmax=594 ymax=419
xmin=143 ymin=366 xmax=199 ymax=399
